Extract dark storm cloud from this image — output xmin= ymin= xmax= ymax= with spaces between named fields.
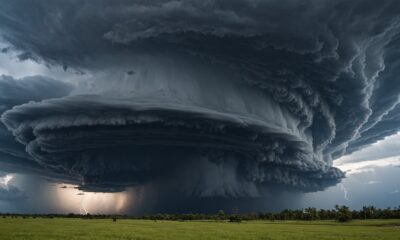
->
xmin=0 ymin=0 xmax=400 ymax=197
xmin=0 ymin=75 xmax=73 ymax=173
xmin=0 ymin=75 xmax=73 ymax=112
xmin=2 ymin=95 xmax=342 ymax=195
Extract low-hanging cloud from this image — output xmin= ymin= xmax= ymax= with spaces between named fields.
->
xmin=2 ymin=95 xmax=343 ymax=195
xmin=0 ymin=0 xmax=400 ymax=200
xmin=0 ymin=75 xmax=73 ymax=174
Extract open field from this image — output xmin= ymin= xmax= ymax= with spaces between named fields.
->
xmin=0 ymin=218 xmax=399 ymax=240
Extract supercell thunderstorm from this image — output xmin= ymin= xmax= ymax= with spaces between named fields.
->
xmin=1 ymin=0 xmax=400 ymax=207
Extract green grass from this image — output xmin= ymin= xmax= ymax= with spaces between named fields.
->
xmin=0 ymin=218 xmax=399 ymax=240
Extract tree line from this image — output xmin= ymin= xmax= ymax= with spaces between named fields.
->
xmin=1 ymin=205 xmax=400 ymax=222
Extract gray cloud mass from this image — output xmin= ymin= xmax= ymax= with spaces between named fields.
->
xmin=0 ymin=0 xmax=400 ymax=202
xmin=0 ymin=75 xmax=73 ymax=175
xmin=0 ymin=185 xmax=27 ymax=201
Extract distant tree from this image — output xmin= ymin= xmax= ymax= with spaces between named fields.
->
xmin=279 ymin=209 xmax=290 ymax=220
xmin=318 ymin=209 xmax=328 ymax=220
xmin=217 ymin=210 xmax=226 ymax=221
xmin=304 ymin=207 xmax=318 ymax=221
xmin=112 ymin=217 xmax=117 ymax=222
xmin=229 ymin=207 xmax=242 ymax=223
xmin=335 ymin=205 xmax=352 ymax=222
xmin=269 ymin=214 xmax=275 ymax=222
xmin=361 ymin=206 xmax=377 ymax=220
xmin=229 ymin=215 xmax=242 ymax=223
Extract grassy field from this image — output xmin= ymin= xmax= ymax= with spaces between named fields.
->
xmin=0 ymin=218 xmax=399 ymax=240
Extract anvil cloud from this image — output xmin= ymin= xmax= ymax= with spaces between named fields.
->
xmin=0 ymin=0 xmax=400 ymax=200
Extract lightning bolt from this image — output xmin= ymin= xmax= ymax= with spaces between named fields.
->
xmin=340 ymin=183 xmax=349 ymax=200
